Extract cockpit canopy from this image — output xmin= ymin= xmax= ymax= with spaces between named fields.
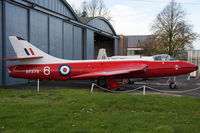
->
xmin=153 ymin=54 xmax=177 ymax=61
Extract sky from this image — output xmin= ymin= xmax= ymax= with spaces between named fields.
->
xmin=66 ymin=0 xmax=200 ymax=49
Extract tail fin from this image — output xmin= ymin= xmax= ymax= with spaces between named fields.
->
xmin=6 ymin=36 xmax=45 ymax=60
xmin=4 ymin=36 xmax=66 ymax=64
xmin=97 ymin=48 xmax=108 ymax=60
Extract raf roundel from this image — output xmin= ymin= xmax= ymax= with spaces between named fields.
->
xmin=58 ymin=65 xmax=71 ymax=76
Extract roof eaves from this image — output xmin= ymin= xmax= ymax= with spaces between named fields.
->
xmin=61 ymin=0 xmax=80 ymax=22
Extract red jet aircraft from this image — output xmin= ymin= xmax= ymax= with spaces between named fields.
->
xmin=5 ymin=36 xmax=198 ymax=90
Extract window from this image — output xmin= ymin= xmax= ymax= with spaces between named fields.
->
xmin=127 ymin=50 xmax=142 ymax=55
xmin=134 ymin=50 xmax=140 ymax=55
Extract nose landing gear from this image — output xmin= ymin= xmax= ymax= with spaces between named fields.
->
xmin=169 ymin=82 xmax=176 ymax=89
xmin=168 ymin=77 xmax=177 ymax=89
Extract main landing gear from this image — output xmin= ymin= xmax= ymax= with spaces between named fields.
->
xmin=97 ymin=78 xmax=120 ymax=90
xmin=168 ymin=77 xmax=177 ymax=89
xmin=97 ymin=79 xmax=107 ymax=88
xmin=97 ymin=78 xmax=135 ymax=90
xmin=122 ymin=79 xmax=134 ymax=85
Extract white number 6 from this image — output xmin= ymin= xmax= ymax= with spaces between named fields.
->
xmin=44 ymin=66 xmax=50 ymax=75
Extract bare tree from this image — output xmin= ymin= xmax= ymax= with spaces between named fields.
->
xmin=141 ymin=35 xmax=160 ymax=56
xmin=143 ymin=0 xmax=198 ymax=58
xmin=78 ymin=0 xmax=112 ymax=21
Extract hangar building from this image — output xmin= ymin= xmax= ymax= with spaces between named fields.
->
xmin=0 ymin=0 xmax=119 ymax=86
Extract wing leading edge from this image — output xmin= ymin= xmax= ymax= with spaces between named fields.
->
xmin=71 ymin=63 xmax=148 ymax=79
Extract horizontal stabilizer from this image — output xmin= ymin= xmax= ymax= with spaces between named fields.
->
xmin=3 ymin=56 xmax=43 ymax=61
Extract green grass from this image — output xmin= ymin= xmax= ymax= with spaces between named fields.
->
xmin=0 ymin=89 xmax=199 ymax=133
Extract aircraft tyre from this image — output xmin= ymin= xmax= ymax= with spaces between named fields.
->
xmin=169 ymin=82 xmax=176 ymax=89
xmin=97 ymin=79 xmax=107 ymax=88
xmin=128 ymin=79 xmax=134 ymax=84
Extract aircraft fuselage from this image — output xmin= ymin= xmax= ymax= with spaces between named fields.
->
xmin=8 ymin=60 xmax=197 ymax=80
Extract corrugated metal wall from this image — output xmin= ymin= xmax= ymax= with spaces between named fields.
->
xmin=63 ymin=22 xmax=73 ymax=59
xmin=73 ymin=26 xmax=83 ymax=60
xmin=30 ymin=10 xmax=49 ymax=53
xmin=0 ymin=0 xmax=118 ymax=86
xmin=85 ymin=29 xmax=94 ymax=59
xmin=5 ymin=2 xmax=28 ymax=85
xmin=0 ymin=1 xmax=2 ymax=86
xmin=49 ymin=17 xmax=63 ymax=58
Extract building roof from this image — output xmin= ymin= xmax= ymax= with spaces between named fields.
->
xmin=80 ymin=17 xmax=116 ymax=35
xmin=79 ymin=17 xmax=94 ymax=24
xmin=26 ymin=0 xmax=80 ymax=21
xmin=61 ymin=0 xmax=80 ymax=21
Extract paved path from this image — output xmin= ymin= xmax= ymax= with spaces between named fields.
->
xmin=3 ymin=75 xmax=200 ymax=98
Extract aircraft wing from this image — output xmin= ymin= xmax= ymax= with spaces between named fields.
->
xmin=71 ymin=63 xmax=148 ymax=79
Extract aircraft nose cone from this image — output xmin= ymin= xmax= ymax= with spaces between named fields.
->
xmin=195 ymin=65 xmax=199 ymax=70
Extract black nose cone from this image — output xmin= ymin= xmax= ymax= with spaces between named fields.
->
xmin=195 ymin=65 xmax=199 ymax=70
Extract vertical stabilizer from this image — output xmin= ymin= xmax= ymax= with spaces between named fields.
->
xmin=6 ymin=36 xmax=68 ymax=64
xmin=97 ymin=48 xmax=108 ymax=60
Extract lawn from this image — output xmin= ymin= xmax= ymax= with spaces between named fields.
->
xmin=0 ymin=88 xmax=199 ymax=133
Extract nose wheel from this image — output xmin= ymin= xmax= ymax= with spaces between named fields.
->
xmin=169 ymin=82 xmax=176 ymax=89
xmin=168 ymin=77 xmax=177 ymax=89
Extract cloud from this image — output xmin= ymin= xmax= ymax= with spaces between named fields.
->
xmin=110 ymin=5 xmax=152 ymax=35
xmin=66 ymin=0 xmax=200 ymax=49
xmin=66 ymin=0 xmax=85 ymax=9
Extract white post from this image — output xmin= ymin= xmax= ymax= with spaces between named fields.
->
xmin=91 ymin=83 xmax=94 ymax=93
xmin=188 ymin=50 xmax=192 ymax=78
xmin=143 ymin=85 xmax=146 ymax=95
xmin=187 ymin=74 xmax=190 ymax=80
xmin=37 ymin=79 xmax=40 ymax=92
xmin=196 ymin=50 xmax=199 ymax=79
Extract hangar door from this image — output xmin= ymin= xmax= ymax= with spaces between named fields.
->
xmin=94 ymin=33 xmax=114 ymax=58
xmin=5 ymin=2 xmax=28 ymax=85
xmin=80 ymin=17 xmax=117 ymax=59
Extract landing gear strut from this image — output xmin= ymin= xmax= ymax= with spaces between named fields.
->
xmin=97 ymin=78 xmax=120 ymax=90
xmin=168 ymin=77 xmax=177 ymax=89
xmin=122 ymin=79 xmax=134 ymax=85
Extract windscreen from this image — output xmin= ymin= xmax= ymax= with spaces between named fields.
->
xmin=153 ymin=54 xmax=177 ymax=61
